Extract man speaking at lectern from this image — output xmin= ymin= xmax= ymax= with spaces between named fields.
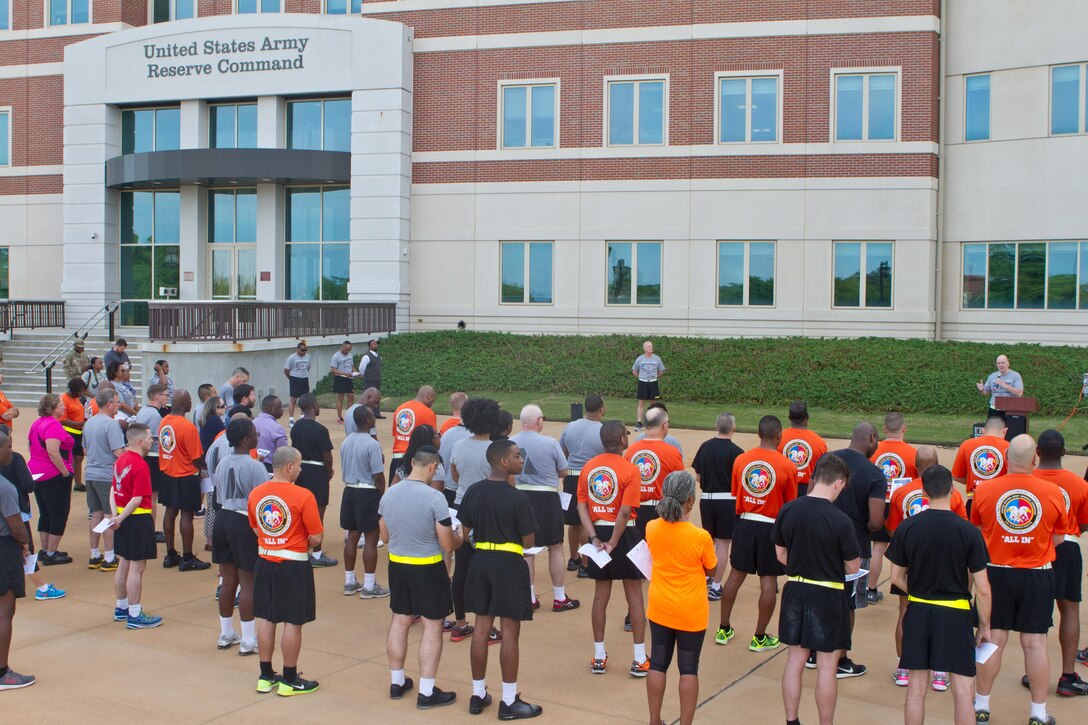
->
xmin=976 ymin=355 xmax=1024 ymax=420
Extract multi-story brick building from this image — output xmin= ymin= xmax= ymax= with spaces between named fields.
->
xmin=0 ymin=0 xmax=1083 ymax=344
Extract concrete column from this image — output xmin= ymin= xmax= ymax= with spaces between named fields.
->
xmin=178 ymin=186 xmax=207 ymax=300
xmin=180 ymin=100 xmax=208 ymax=149
xmin=257 ymin=96 xmax=286 ymax=149
xmin=255 ymin=183 xmax=283 ymax=301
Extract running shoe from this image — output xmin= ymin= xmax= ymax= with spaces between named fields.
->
xmin=256 ymin=673 xmax=281 ymax=693
xmin=162 ymin=552 xmax=182 ymax=568
xmin=344 ymin=581 xmax=363 ymax=595
xmin=389 ymin=677 xmax=414 ymax=699
xmin=577 ymin=565 xmax=589 ymax=579
xmin=749 ymin=634 xmax=780 ymax=652
xmin=238 ymin=640 xmax=258 ymax=656
xmin=488 ymin=628 xmax=503 ymax=646
xmin=715 ymin=626 xmax=734 ymax=645
xmin=377 ymin=539 xmax=385 ymax=548
xmin=866 ymin=588 xmax=884 ymax=604
xmin=278 ymin=676 xmax=319 ymax=697
xmin=498 ymin=694 xmax=542 ymax=720
xmin=590 ymin=657 xmax=607 ymax=674
xmin=99 ymin=558 xmax=118 ymax=572
xmin=416 ymin=686 xmax=457 ymax=710
xmin=73 ymin=483 xmax=87 ymax=493
xmin=40 ymin=552 xmax=72 ymax=566
xmin=311 ymin=552 xmax=338 ymax=568
xmin=707 ymin=586 xmax=722 ymax=602
xmin=624 ymin=614 xmax=632 ymax=632
xmin=114 ymin=606 xmax=127 ymax=622
xmin=836 ymin=658 xmax=867 ymax=679
xmin=1021 ymin=675 xmax=1031 ymax=688
xmin=531 ymin=597 xmax=540 ymax=610
xmin=450 ymin=625 xmax=474 ymax=642
xmin=442 ymin=619 xmax=455 ymax=632
xmin=931 ymin=672 xmax=949 ymax=691
xmin=805 ymin=652 xmax=817 ymax=669
xmin=359 ymin=584 xmax=390 ymax=599
xmin=194 ymin=508 xmax=206 ymax=518
xmin=155 ymin=531 xmax=166 ymax=543
xmin=1077 ymin=647 xmax=1088 ymax=665
xmin=126 ymin=611 xmax=163 ymax=629
xmin=0 ymin=670 xmax=36 ymax=690
xmin=469 ymin=692 xmax=493 ymax=715
xmin=553 ymin=597 xmax=580 ymax=612
xmin=974 ymin=709 xmax=990 ymax=722
xmin=567 ymin=558 xmax=580 ymax=572
xmin=1057 ymin=671 xmax=1088 ymax=696
xmin=88 ymin=555 xmax=104 ymax=569
xmin=1027 ymin=716 xmax=1056 ymax=725
xmin=217 ymin=631 xmax=241 ymax=649
xmin=629 ymin=659 xmax=650 ymax=678
xmin=179 ymin=555 xmax=211 ymax=572
xmin=336 ymin=417 xmax=345 ymax=425
xmin=39 ymin=549 xmax=68 ymax=559
xmin=34 ymin=584 xmax=65 ymax=601
xmin=893 ymin=668 xmax=910 ymax=687
xmin=289 ymin=418 xmax=295 ymax=428
xmin=634 ymin=423 xmax=644 ymax=432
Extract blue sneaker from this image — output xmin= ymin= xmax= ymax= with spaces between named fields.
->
xmin=126 ymin=611 xmax=163 ymax=629
xmin=34 ymin=584 xmax=66 ymax=601
xmin=114 ymin=607 xmax=128 ymax=621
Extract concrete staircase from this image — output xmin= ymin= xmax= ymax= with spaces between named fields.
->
xmin=0 ymin=329 xmax=144 ymax=407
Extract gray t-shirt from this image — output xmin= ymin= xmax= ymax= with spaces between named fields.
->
xmin=0 ymin=474 xmax=19 ymax=537
xmin=215 ymin=452 xmax=271 ymax=513
xmin=632 ymin=354 xmax=666 ymax=381
xmin=559 ymin=418 xmax=604 ymax=470
xmin=633 ymin=432 xmax=683 ymax=457
xmin=343 ymin=403 xmax=378 ymax=438
xmin=451 ymin=438 xmax=494 ymax=505
xmin=378 ymin=478 xmax=451 ymax=558
xmin=511 ymin=430 xmax=568 ymax=488
xmin=438 ymin=424 xmax=470 ymax=490
xmin=285 ymin=353 xmax=312 ymax=378
xmin=219 ymin=382 xmax=235 ymax=408
xmin=330 ymin=350 xmax=354 ymax=375
xmin=205 ymin=433 xmax=233 ymax=477
xmin=983 ymin=370 xmax=1024 ymax=407
xmin=341 ymin=433 xmax=384 ymax=485
xmin=82 ymin=413 xmax=126 ymax=482
xmin=133 ymin=405 xmax=163 ymax=454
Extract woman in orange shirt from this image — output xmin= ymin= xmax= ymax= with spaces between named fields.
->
xmin=0 ymin=373 xmax=18 ymax=431
xmin=644 ymin=471 xmax=717 ymax=725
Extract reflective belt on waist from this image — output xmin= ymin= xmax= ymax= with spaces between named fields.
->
xmin=63 ymin=426 xmax=82 ymax=435
xmin=740 ymin=512 xmax=776 ymax=524
xmin=223 ymin=507 xmax=248 ymax=516
xmin=567 ymin=469 xmax=582 ymax=476
xmin=516 ymin=484 xmax=558 ymax=493
xmin=344 ymin=482 xmax=377 ymax=489
xmin=593 ymin=519 xmax=637 ymax=528
xmin=302 ymin=460 xmax=324 ymax=466
xmin=389 ymin=553 xmax=443 ymax=565
xmin=258 ymin=547 xmax=309 ymax=561
xmin=641 ymin=499 xmax=660 ymax=506
xmin=989 ymin=562 xmax=1052 ymax=570
xmin=700 ymin=492 xmax=733 ymax=500
xmin=392 ymin=453 xmax=404 ymax=459
xmin=786 ymin=576 xmax=844 ymax=591
xmin=907 ymin=595 xmax=971 ymax=610
xmin=474 ymin=542 xmax=524 ymax=555
xmin=117 ymin=506 xmax=153 ymax=515
xmin=147 ymin=451 xmax=159 ymax=458
xmin=1064 ymin=534 xmax=1080 ymax=543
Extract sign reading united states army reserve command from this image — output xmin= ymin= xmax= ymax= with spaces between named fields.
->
xmin=143 ymin=36 xmax=312 ymax=78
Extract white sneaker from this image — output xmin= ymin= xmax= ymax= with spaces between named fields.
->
xmin=359 ymin=584 xmax=391 ymax=599
xmin=289 ymin=418 xmax=295 ymax=428
xmin=217 ymin=631 xmax=241 ymax=649
xmin=377 ymin=539 xmax=385 ymax=548
xmin=238 ymin=639 xmax=258 ymax=656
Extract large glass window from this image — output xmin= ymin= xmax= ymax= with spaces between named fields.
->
xmin=237 ymin=0 xmax=279 ymax=13
xmin=0 ymin=111 xmax=9 ymax=166
xmin=833 ymin=242 xmax=893 ymax=308
xmin=835 ymin=72 xmax=897 ymax=141
xmin=607 ymin=79 xmax=666 ymax=146
xmin=0 ymin=0 xmax=10 ymax=30
xmin=501 ymin=83 xmax=557 ymax=149
xmin=49 ymin=0 xmax=89 ymax=25
xmin=0 ymin=247 xmax=8 ymax=299
xmin=607 ymin=242 xmax=661 ymax=305
xmin=119 ymin=191 xmax=180 ymax=326
xmin=962 ymin=241 xmax=1088 ymax=310
xmin=287 ymin=99 xmax=350 ymax=152
xmin=325 ymin=0 xmax=362 ymax=14
xmin=285 ymin=187 xmax=349 ymax=301
xmin=500 ymin=242 xmax=553 ymax=304
xmin=152 ymin=0 xmax=194 ymax=22
xmin=121 ymin=107 xmax=180 ymax=154
xmin=964 ymin=74 xmax=991 ymax=142
xmin=718 ymin=76 xmax=779 ymax=143
xmin=209 ymin=189 xmax=257 ymax=244
xmin=717 ymin=242 xmax=775 ymax=306
xmin=210 ymin=104 xmax=258 ymax=148
xmin=1051 ymin=64 xmax=1085 ymax=135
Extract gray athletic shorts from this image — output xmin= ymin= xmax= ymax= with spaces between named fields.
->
xmin=86 ymin=479 xmax=113 ymax=515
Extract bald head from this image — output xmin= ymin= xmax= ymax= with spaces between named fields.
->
xmin=361 ymin=387 xmax=380 ymax=407
xmin=850 ymin=422 xmax=879 ymax=458
xmin=450 ymin=392 xmax=468 ymax=414
xmin=914 ymin=445 xmax=938 ymax=472
xmin=171 ymin=390 xmax=192 ymax=414
xmin=644 ymin=407 xmax=668 ymax=434
xmin=983 ymin=416 xmax=1007 ymax=435
xmin=417 ymin=386 xmax=437 ymax=407
xmin=1006 ymin=434 xmax=1036 ymax=473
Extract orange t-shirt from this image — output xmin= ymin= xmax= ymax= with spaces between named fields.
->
xmin=0 ymin=391 xmax=16 ymax=431
xmin=213 ymin=429 xmax=261 ymax=460
xmin=777 ymin=428 xmax=827 ymax=486
xmin=392 ymin=401 xmax=438 ymax=454
xmin=645 ymin=519 xmax=717 ymax=632
xmin=970 ymin=472 xmax=1067 ymax=568
xmin=624 ymin=438 xmax=685 ymax=503
xmin=886 ymin=479 xmax=968 ymax=534
xmin=248 ymin=481 xmax=323 ymax=562
xmin=159 ymin=414 xmax=203 ymax=477
xmin=952 ymin=435 xmax=1009 ymax=496
xmin=439 ymin=417 xmax=461 ymax=436
xmin=731 ymin=447 xmax=798 ymax=520
xmin=61 ymin=393 xmax=98 ymax=428
xmin=1033 ymin=468 xmax=1088 ymax=537
xmin=578 ymin=452 xmax=642 ymax=523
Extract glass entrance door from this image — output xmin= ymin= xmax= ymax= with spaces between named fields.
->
xmin=210 ymin=246 xmax=257 ymax=300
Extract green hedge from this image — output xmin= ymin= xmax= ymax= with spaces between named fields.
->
xmin=315 ymin=332 xmax=1088 ymax=416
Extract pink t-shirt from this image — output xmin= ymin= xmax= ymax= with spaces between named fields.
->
xmin=27 ymin=415 xmax=74 ymax=479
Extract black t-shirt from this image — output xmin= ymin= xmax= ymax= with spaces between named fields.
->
xmin=0 ymin=452 xmax=35 ymax=515
xmin=830 ymin=448 xmax=886 ymax=558
xmin=773 ymin=496 xmax=860 ymax=582
xmin=885 ymin=509 xmax=989 ymax=601
xmin=691 ymin=437 xmax=744 ymax=494
xmin=459 ymin=479 xmax=538 ymax=548
xmin=227 ymin=404 xmax=253 ymax=419
xmin=291 ymin=418 xmax=333 ymax=462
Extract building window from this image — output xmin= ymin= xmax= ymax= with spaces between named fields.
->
xmin=285 ymin=187 xmax=349 ymax=301
xmin=834 ymin=72 xmax=897 ymax=141
xmin=500 ymin=242 xmax=553 ymax=304
xmin=210 ymin=104 xmax=258 ymax=148
xmin=0 ymin=110 xmax=9 ymax=166
xmin=119 ymin=191 xmax=180 ymax=326
xmin=833 ymin=241 xmax=893 ymax=308
xmin=49 ymin=0 xmax=89 ymax=25
xmin=964 ymin=74 xmax=991 ymax=142
xmin=607 ymin=242 xmax=661 ymax=305
xmin=237 ymin=0 xmax=279 ymax=13
xmin=0 ymin=247 xmax=8 ymax=299
xmin=1051 ymin=64 xmax=1085 ymax=135
xmin=121 ymin=107 xmax=180 ymax=154
xmin=718 ymin=74 xmax=779 ymax=143
xmin=500 ymin=83 xmax=557 ymax=149
xmin=0 ymin=0 xmax=10 ymax=30
xmin=606 ymin=78 xmax=666 ymax=146
xmin=152 ymin=0 xmax=194 ymax=22
xmin=962 ymin=241 xmax=1088 ymax=310
xmin=325 ymin=0 xmax=361 ymax=13
xmin=209 ymin=189 xmax=257 ymax=244
xmin=287 ymin=99 xmax=350 ymax=152
xmin=717 ymin=242 xmax=775 ymax=306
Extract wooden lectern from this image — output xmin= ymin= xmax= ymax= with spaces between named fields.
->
xmin=995 ymin=396 xmax=1037 ymax=440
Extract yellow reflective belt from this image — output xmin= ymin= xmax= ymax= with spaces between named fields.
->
xmin=474 ymin=542 xmax=524 ymax=555
xmin=117 ymin=507 xmax=152 ymax=515
xmin=786 ymin=575 xmax=845 ymax=591
xmin=63 ymin=426 xmax=82 ymax=435
xmin=388 ymin=553 xmax=443 ymax=565
xmin=907 ymin=595 xmax=971 ymax=610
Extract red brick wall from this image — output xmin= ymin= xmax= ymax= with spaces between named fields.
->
xmin=0 ymin=76 xmax=65 ymax=167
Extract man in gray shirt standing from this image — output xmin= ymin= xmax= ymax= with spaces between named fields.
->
xmin=976 ymin=354 xmax=1025 ymax=420
xmin=632 ymin=340 xmax=666 ymax=433
xmin=559 ymin=394 xmax=606 ymax=574
xmin=341 ymin=406 xmax=388 ymax=599
xmin=283 ymin=342 xmax=312 ymax=427
xmin=329 ymin=340 xmax=356 ymax=425
xmin=82 ymin=389 xmax=126 ymax=571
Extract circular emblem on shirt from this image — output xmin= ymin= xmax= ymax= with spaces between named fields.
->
xmin=996 ymin=489 xmax=1042 ymax=535
xmin=876 ymin=452 xmax=906 ymax=480
xmin=587 ymin=466 xmax=619 ymax=506
xmin=970 ymin=446 xmax=1003 ymax=480
xmin=395 ymin=408 xmax=416 ymax=436
xmin=159 ymin=424 xmax=176 ymax=454
xmin=904 ymin=490 xmax=929 ymax=518
xmin=631 ymin=449 xmax=661 ymax=484
xmin=783 ymin=439 xmax=813 ymax=471
xmin=256 ymin=495 xmax=292 ymax=537
xmin=741 ymin=461 xmax=776 ymax=498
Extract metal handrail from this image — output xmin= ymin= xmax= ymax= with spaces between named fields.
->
xmin=26 ymin=301 xmax=121 ymax=392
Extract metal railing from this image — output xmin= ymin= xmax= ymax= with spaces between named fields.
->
xmin=0 ymin=300 xmax=66 ymax=332
xmin=147 ymin=301 xmax=397 ymax=342
xmin=26 ymin=301 xmax=121 ymax=393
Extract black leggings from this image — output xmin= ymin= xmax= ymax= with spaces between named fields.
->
xmin=649 ymin=620 xmax=705 ymax=676
xmin=451 ymin=538 xmax=475 ymax=621
xmin=34 ymin=474 xmax=72 ymax=537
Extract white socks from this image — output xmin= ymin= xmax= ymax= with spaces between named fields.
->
xmin=634 ymin=642 xmax=647 ymax=664
xmin=390 ymin=669 xmax=405 ymax=686
xmin=711 ymin=580 xmax=722 ymax=590
xmin=501 ymin=681 xmax=517 ymax=706
xmin=240 ymin=619 xmax=256 ymax=644
xmin=91 ymin=548 xmax=101 ymax=558
xmin=530 ymin=586 xmax=536 ymax=601
xmin=128 ymin=603 xmax=142 ymax=617
xmin=594 ymin=641 xmax=606 ymax=659
xmin=974 ymin=694 xmax=990 ymax=711
xmin=116 ymin=598 xmax=128 ymax=609
xmin=553 ymin=586 xmax=566 ymax=601
xmin=220 ymin=616 xmax=234 ymax=637
xmin=1030 ymin=702 xmax=1048 ymax=722
xmin=345 ymin=571 xmax=357 ymax=585
xmin=472 ymin=679 xmax=487 ymax=698
xmin=311 ymin=550 xmax=323 ymax=560
xmin=364 ymin=573 xmax=377 ymax=589
xmin=104 ymin=550 xmax=115 ymax=563
xmin=420 ymin=677 xmax=435 ymax=697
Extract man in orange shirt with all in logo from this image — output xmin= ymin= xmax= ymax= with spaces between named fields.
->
xmin=953 ymin=416 xmax=1009 ymax=518
xmin=158 ymin=390 xmax=210 ymax=572
xmin=625 ymin=407 xmax=684 ymax=537
xmin=778 ymin=401 xmax=827 ymax=497
xmin=390 ymin=386 xmax=437 ymax=483
xmin=867 ymin=412 xmax=918 ymax=605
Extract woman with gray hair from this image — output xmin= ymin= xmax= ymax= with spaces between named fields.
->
xmin=644 ymin=471 xmax=717 ymax=725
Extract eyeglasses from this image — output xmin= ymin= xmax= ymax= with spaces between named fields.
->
xmin=216 ymin=405 xmax=226 ymax=410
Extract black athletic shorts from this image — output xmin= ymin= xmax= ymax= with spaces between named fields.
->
xmin=443 ymin=488 xmax=456 ymax=508
xmin=296 ymin=464 xmax=330 ymax=508
xmin=333 ymin=376 xmax=354 ymax=394
xmin=254 ymin=558 xmax=316 ymax=625
xmin=159 ymin=474 xmax=201 ymax=512
xmin=637 ymin=380 xmax=660 ymax=401
xmin=635 ymin=503 xmax=659 ymax=538
xmin=146 ymin=454 xmax=162 ymax=493
xmin=562 ymin=475 xmax=581 ymax=526
xmin=700 ymin=498 xmax=736 ymax=540
xmin=288 ymin=377 xmax=310 ymax=399
xmin=71 ymin=432 xmax=84 ymax=457
xmin=891 ymin=583 xmax=907 ymax=597
xmin=872 ymin=527 xmax=891 ymax=544
xmin=779 ymin=580 xmax=851 ymax=653
xmin=846 ymin=558 xmax=870 ymax=611
xmin=587 ymin=524 xmax=644 ymax=581
xmin=648 ymin=620 xmax=705 ymax=675
xmin=340 ymin=487 xmax=380 ymax=533
xmin=730 ymin=518 xmax=785 ymax=577
xmin=0 ymin=536 xmax=26 ymax=599
xmin=390 ymin=561 xmax=453 ymax=621
xmin=988 ymin=566 xmax=1055 ymax=634
xmin=524 ymin=490 xmax=564 ymax=547
xmin=900 ymin=602 xmax=976 ymax=677
xmin=115 ymin=513 xmax=157 ymax=562
xmin=1054 ymin=541 xmax=1082 ymax=602
xmin=465 ymin=550 xmax=533 ymax=621
xmin=212 ymin=510 xmax=258 ymax=572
